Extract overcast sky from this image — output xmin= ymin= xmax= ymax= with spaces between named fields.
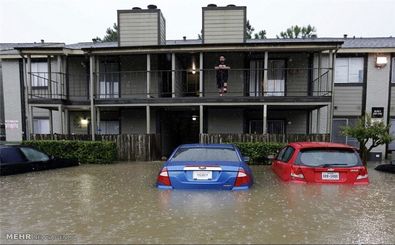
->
xmin=1 ymin=0 xmax=394 ymax=44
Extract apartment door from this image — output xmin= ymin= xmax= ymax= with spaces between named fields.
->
xmin=99 ymin=62 xmax=120 ymax=99
xmin=266 ymin=60 xmax=285 ymax=96
xmin=267 ymin=120 xmax=285 ymax=134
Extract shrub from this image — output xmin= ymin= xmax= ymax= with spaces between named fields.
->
xmin=22 ymin=140 xmax=117 ymax=164
xmin=234 ymin=142 xmax=285 ymax=165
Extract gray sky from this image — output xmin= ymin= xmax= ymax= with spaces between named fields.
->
xmin=1 ymin=0 xmax=394 ymax=44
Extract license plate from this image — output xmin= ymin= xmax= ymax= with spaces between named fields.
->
xmin=322 ymin=172 xmax=339 ymax=180
xmin=193 ymin=171 xmax=212 ymax=180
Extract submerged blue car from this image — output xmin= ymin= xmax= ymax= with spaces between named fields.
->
xmin=156 ymin=144 xmax=253 ymax=190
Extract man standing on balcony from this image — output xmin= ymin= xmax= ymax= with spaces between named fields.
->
xmin=215 ymin=55 xmax=230 ymax=96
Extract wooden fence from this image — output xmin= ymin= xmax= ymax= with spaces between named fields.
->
xmin=30 ymin=134 xmax=161 ymax=161
xmin=30 ymin=133 xmax=330 ymax=162
xmin=199 ymin=133 xmax=331 ymax=144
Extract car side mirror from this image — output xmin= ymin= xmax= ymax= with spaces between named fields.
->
xmin=161 ymin=156 xmax=168 ymax=161
xmin=243 ymin=156 xmax=250 ymax=163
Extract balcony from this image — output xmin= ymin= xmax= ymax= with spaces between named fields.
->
xmin=27 ymin=67 xmax=332 ymax=104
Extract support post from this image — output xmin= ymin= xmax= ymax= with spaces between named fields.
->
xmin=58 ymin=105 xmax=63 ymax=134
xmin=263 ymin=51 xmax=268 ymax=96
xmin=199 ymin=52 xmax=203 ymax=97
xmin=263 ymin=104 xmax=267 ymax=134
xmin=89 ymin=56 xmax=96 ymax=140
xmin=199 ymin=105 xmax=204 ymax=134
xmin=96 ymin=107 xmax=101 ymax=134
xmin=23 ymin=56 xmax=30 ymax=140
xmin=64 ymin=108 xmax=69 ymax=134
xmin=47 ymin=55 xmax=52 ymax=99
xmin=171 ymin=53 xmax=175 ymax=98
xmin=328 ymin=50 xmax=336 ymax=137
xmin=57 ymin=55 xmax=62 ymax=99
xmin=146 ymin=54 xmax=151 ymax=98
xmin=29 ymin=105 xmax=34 ymax=136
xmin=146 ymin=105 xmax=151 ymax=134
xmin=49 ymin=109 xmax=53 ymax=135
xmin=317 ymin=52 xmax=322 ymax=95
xmin=316 ymin=108 xmax=321 ymax=133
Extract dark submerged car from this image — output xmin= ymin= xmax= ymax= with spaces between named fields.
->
xmin=0 ymin=145 xmax=79 ymax=176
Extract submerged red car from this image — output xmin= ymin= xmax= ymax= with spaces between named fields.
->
xmin=271 ymin=142 xmax=369 ymax=184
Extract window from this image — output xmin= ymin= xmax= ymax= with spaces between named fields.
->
xmin=0 ymin=148 xmax=27 ymax=163
xmin=276 ymin=146 xmax=294 ymax=163
xmin=33 ymin=118 xmax=50 ymax=134
xmin=31 ymin=62 xmax=48 ymax=87
xmin=266 ymin=60 xmax=285 ymax=96
xmin=248 ymin=119 xmax=285 ymax=134
xmin=99 ymin=62 xmax=120 ymax=99
xmin=171 ymin=147 xmax=240 ymax=162
xmin=335 ymin=57 xmax=364 ymax=83
xmin=332 ymin=118 xmax=359 ymax=147
xmin=100 ymin=121 xmax=120 ymax=134
xmin=295 ymin=148 xmax=361 ymax=167
xmin=20 ymin=147 xmax=49 ymax=162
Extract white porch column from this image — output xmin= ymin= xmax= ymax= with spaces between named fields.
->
xmin=89 ymin=55 xmax=96 ymax=140
xmin=263 ymin=51 xmax=268 ymax=96
xmin=263 ymin=104 xmax=267 ymax=134
xmin=64 ymin=109 xmax=69 ymax=134
xmin=58 ymin=105 xmax=63 ymax=134
xmin=199 ymin=52 xmax=203 ymax=97
xmin=57 ymin=55 xmax=62 ymax=99
xmin=199 ymin=105 xmax=204 ymax=134
xmin=316 ymin=108 xmax=321 ymax=133
xmin=49 ymin=109 xmax=53 ymax=135
xmin=146 ymin=105 xmax=151 ymax=134
xmin=29 ymin=105 xmax=34 ymax=135
xmin=328 ymin=50 xmax=336 ymax=136
xmin=47 ymin=55 xmax=52 ymax=99
xmin=146 ymin=54 xmax=151 ymax=98
xmin=171 ymin=53 xmax=175 ymax=98
xmin=96 ymin=107 xmax=101 ymax=134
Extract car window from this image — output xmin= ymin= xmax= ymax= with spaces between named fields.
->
xmin=295 ymin=148 xmax=362 ymax=167
xmin=0 ymin=148 xmax=27 ymax=163
xmin=277 ymin=147 xmax=294 ymax=163
xmin=171 ymin=147 xmax=240 ymax=161
xmin=20 ymin=147 xmax=49 ymax=162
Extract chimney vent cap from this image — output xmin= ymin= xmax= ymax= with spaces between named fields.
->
xmin=207 ymin=4 xmax=217 ymax=7
xmin=132 ymin=7 xmax=141 ymax=10
xmin=147 ymin=4 xmax=157 ymax=9
xmin=227 ymin=4 xmax=236 ymax=7
xmin=343 ymin=34 xmax=348 ymax=38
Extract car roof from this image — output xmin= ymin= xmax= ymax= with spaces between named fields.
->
xmin=178 ymin=144 xmax=235 ymax=149
xmin=288 ymin=142 xmax=356 ymax=149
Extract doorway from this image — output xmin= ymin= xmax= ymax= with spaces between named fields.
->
xmin=159 ymin=108 xmax=200 ymax=157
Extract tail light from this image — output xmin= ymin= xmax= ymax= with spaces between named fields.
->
xmin=157 ymin=167 xmax=171 ymax=186
xmin=234 ymin=168 xmax=251 ymax=186
xmin=356 ymin=167 xmax=368 ymax=180
xmin=290 ymin=166 xmax=304 ymax=179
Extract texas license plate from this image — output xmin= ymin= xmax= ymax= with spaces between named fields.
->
xmin=193 ymin=171 xmax=212 ymax=180
xmin=322 ymin=172 xmax=339 ymax=180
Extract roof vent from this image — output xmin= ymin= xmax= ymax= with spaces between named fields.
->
xmin=343 ymin=34 xmax=348 ymax=39
xmin=41 ymin=39 xmax=44 ymax=43
xmin=147 ymin=4 xmax=157 ymax=9
xmin=311 ymin=34 xmax=317 ymax=39
xmin=183 ymin=36 xmax=186 ymax=41
xmin=227 ymin=4 xmax=236 ymax=7
xmin=207 ymin=4 xmax=217 ymax=7
xmin=132 ymin=7 xmax=141 ymax=10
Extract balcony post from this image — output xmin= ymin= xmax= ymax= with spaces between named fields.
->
xmin=263 ymin=51 xmax=268 ymax=96
xmin=96 ymin=107 xmax=101 ymax=134
xmin=58 ymin=105 xmax=63 ymax=134
xmin=57 ymin=55 xmax=62 ymax=99
xmin=263 ymin=104 xmax=267 ymax=134
xmin=199 ymin=52 xmax=203 ymax=97
xmin=49 ymin=108 xmax=53 ymax=135
xmin=171 ymin=53 xmax=175 ymax=98
xmin=47 ymin=55 xmax=52 ymax=99
xmin=317 ymin=52 xmax=322 ymax=95
xmin=146 ymin=105 xmax=151 ymax=134
xmin=89 ymin=55 xmax=96 ymax=141
xmin=328 ymin=50 xmax=336 ymax=137
xmin=199 ymin=105 xmax=204 ymax=134
xmin=316 ymin=108 xmax=321 ymax=133
xmin=147 ymin=54 xmax=151 ymax=98
xmin=64 ymin=108 xmax=69 ymax=134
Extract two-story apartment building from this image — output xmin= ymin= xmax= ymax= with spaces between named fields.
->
xmin=1 ymin=4 xmax=394 ymax=158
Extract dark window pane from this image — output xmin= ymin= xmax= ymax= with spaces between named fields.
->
xmin=0 ymin=148 xmax=27 ymax=163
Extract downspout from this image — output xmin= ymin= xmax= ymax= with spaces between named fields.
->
xmin=19 ymin=51 xmax=30 ymax=140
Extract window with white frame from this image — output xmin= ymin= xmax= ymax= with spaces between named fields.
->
xmin=33 ymin=118 xmax=50 ymax=134
xmin=31 ymin=62 xmax=48 ymax=87
xmin=335 ymin=57 xmax=364 ymax=83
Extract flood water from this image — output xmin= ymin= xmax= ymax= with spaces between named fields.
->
xmin=1 ymin=162 xmax=394 ymax=244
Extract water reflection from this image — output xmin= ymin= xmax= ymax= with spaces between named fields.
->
xmin=0 ymin=162 xmax=394 ymax=244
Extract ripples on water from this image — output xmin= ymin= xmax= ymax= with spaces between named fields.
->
xmin=0 ymin=162 xmax=394 ymax=244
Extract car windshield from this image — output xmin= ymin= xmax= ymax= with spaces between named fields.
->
xmin=171 ymin=147 xmax=240 ymax=162
xmin=295 ymin=148 xmax=362 ymax=167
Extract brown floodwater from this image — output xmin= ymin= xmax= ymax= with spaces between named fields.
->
xmin=0 ymin=162 xmax=394 ymax=244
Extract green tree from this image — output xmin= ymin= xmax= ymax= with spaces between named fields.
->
xmin=254 ymin=30 xmax=267 ymax=39
xmin=277 ymin=24 xmax=317 ymax=39
xmin=341 ymin=114 xmax=393 ymax=163
xmin=95 ymin=23 xmax=118 ymax=42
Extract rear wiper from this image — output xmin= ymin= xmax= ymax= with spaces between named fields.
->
xmin=321 ymin=163 xmax=348 ymax=167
